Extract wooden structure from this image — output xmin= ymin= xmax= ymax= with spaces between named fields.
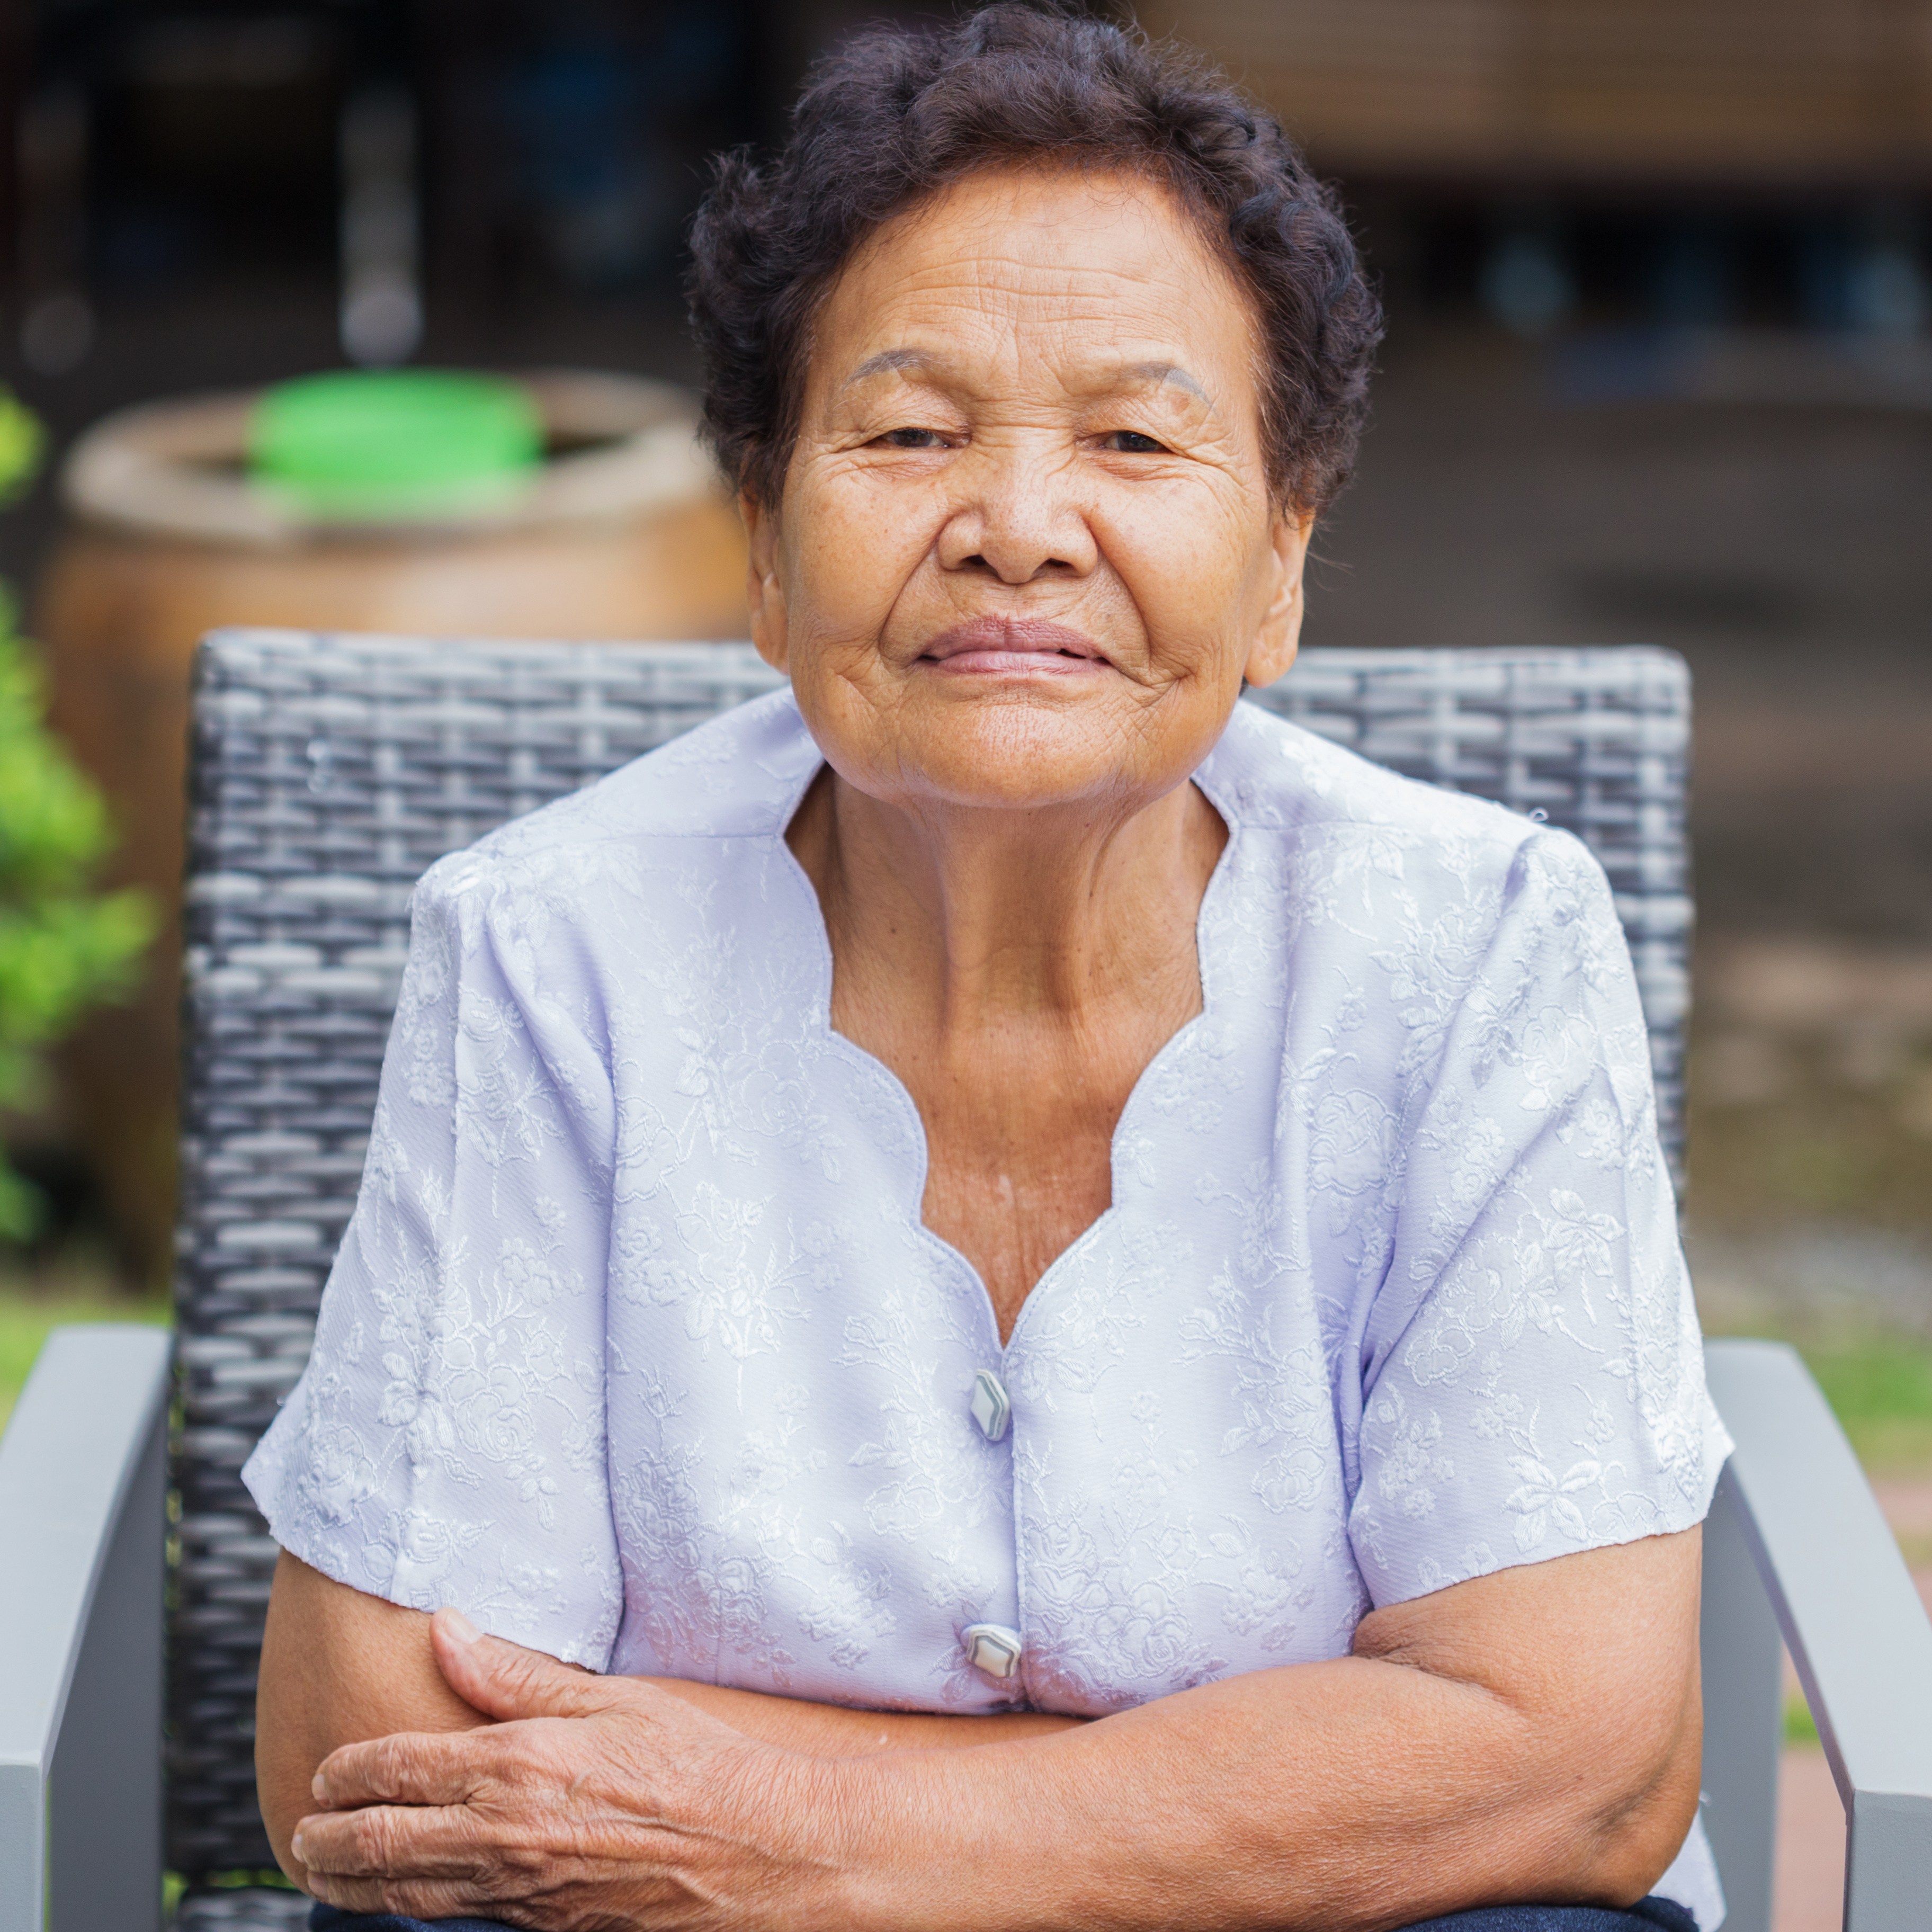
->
xmin=1142 ymin=0 xmax=1932 ymax=186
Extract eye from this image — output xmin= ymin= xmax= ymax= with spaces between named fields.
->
xmin=874 ymin=427 xmax=953 ymax=450
xmin=1100 ymin=430 xmax=1168 ymax=454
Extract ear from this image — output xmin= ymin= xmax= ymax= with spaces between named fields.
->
xmin=1242 ymin=508 xmax=1312 ymax=690
xmin=741 ymin=488 xmax=791 ymax=673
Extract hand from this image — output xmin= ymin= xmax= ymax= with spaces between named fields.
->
xmin=291 ymin=1607 xmax=849 ymax=1928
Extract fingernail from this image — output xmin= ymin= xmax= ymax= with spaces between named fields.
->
xmin=291 ymin=1831 xmax=306 ymax=1861
xmin=443 ymin=1605 xmax=481 ymax=1644
xmin=311 ymin=1770 xmax=326 ymax=1801
xmin=309 ymin=1876 xmax=331 ymax=1902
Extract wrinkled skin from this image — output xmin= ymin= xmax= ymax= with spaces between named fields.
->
xmin=279 ymin=1528 xmax=1701 ymax=1931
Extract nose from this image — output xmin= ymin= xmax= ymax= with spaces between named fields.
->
xmin=935 ymin=439 xmax=1098 ymax=585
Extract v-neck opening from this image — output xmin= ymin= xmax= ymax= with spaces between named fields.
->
xmin=767 ymin=723 xmax=1244 ymax=1361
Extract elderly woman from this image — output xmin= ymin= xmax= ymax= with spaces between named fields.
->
xmin=246 ymin=11 xmax=1730 ymax=1931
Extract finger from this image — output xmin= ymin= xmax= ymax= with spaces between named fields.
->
xmin=313 ymin=1728 xmax=491 ymax=1810
xmin=432 ymin=1605 xmax=625 ymax=1723
xmin=307 ymin=1871 xmax=519 ymax=1923
xmin=293 ymin=1801 xmax=490 ymax=1883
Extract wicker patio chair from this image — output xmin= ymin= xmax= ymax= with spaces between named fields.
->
xmin=3 ymin=629 xmax=1928 ymax=1932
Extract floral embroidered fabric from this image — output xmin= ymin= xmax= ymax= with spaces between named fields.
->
xmin=244 ymin=688 xmax=1730 ymax=1915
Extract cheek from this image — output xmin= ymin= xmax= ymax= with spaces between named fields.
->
xmin=786 ymin=467 xmax=940 ymax=638
xmin=1101 ymin=484 xmax=1274 ymax=649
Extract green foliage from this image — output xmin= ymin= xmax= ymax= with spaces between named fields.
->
xmin=0 ymin=389 xmax=154 ymax=1239
xmin=1802 ymin=1336 xmax=1932 ymax=1431
xmin=0 ymin=392 xmax=43 ymax=507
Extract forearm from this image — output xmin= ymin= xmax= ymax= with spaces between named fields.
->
xmin=259 ymin=1541 xmax=1078 ymax=1899
xmin=813 ymin=1533 xmax=1707 ymax=1932
xmin=825 ymin=1650 xmax=1695 ymax=1932
xmin=642 ymin=1677 xmax=1086 ymax=1755
xmin=257 ymin=1554 xmax=488 ymax=1890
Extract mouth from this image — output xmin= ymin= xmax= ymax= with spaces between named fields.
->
xmin=917 ymin=617 xmax=1112 ymax=678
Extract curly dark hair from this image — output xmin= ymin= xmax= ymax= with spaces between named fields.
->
xmin=686 ymin=4 xmax=1382 ymax=517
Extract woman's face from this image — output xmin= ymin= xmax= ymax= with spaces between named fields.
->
xmin=744 ymin=162 xmax=1310 ymax=821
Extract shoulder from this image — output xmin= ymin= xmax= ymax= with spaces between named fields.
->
xmin=412 ymin=686 xmax=815 ymax=916
xmin=1207 ymin=691 xmax=1569 ymax=882
xmin=1203 ymin=696 xmax=1625 ymax=997
xmin=399 ymin=688 xmax=819 ymax=1025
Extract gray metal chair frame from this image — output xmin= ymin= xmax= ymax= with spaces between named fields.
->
xmin=2 ymin=628 xmax=1928 ymax=1929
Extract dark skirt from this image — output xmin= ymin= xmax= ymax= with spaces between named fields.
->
xmin=310 ymin=1897 xmax=1699 ymax=1931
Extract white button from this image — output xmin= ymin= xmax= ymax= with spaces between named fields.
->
xmin=969 ymin=1368 xmax=1011 ymax=1442
xmin=962 ymin=1621 xmax=1024 ymax=1680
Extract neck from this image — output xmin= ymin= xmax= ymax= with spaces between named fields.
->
xmin=789 ymin=770 xmax=1227 ymax=1034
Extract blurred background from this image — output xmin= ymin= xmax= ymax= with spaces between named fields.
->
xmin=0 ymin=5 xmax=1927 ymax=1908
xmin=1 ymin=4 xmax=1927 ymax=1352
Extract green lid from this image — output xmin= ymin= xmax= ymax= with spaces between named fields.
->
xmin=247 ymin=369 xmax=544 ymax=518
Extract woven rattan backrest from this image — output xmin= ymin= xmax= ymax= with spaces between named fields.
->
xmin=170 ymin=629 xmax=1689 ymax=1885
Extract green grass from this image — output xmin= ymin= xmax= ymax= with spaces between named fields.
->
xmin=1723 ymin=1327 xmax=1932 ymax=1752
xmin=1797 ymin=1337 xmax=1932 ymax=1473
xmin=1785 ymin=1692 xmax=1821 ymax=1747
xmin=0 ymin=1264 xmax=169 ymax=1439
xmin=1702 ymin=1299 xmax=1932 ymax=1475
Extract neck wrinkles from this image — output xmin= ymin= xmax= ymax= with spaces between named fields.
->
xmin=786 ymin=768 xmax=1228 ymax=1032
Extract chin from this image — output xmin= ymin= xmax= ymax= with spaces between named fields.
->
xmin=802 ymin=667 xmax=1219 ymax=814
xmin=889 ymin=704 xmax=1167 ymax=812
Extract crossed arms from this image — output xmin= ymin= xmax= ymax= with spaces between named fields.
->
xmin=258 ymin=1525 xmax=1701 ymax=1931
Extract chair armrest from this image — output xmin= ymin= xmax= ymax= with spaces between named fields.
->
xmin=1705 ymin=1337 xmax=1932 ymax=1932
xmin=0 ymin=1324 xmax=172 ymax=1932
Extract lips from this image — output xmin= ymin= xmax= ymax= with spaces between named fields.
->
xmin=918 ymin=617 xmax=1111 ymax=676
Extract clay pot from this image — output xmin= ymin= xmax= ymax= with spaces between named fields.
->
xmin=37 ymin=369 xmax=749 ymax=1278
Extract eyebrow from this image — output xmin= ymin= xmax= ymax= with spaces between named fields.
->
xmin=843 ymin=348 xmax=933 ymax=386
xmin=1117 ymin=360 xmax=1208 ymax=401
xmin=840 ymin=349 xmax=1210 ymax=402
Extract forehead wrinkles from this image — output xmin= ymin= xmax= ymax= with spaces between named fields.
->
xmin=846 ymin=233 xmax=1232 ymax=338
xmin=808 ymin=170 xmax=1264 ymax=435
xmin=826 ymin=166 xmax=1247 ymax=327
xmin=829 ymin=282 xmax=1237 ymax=407
xmin=858 ymin=158 xmax=1221 ymax=276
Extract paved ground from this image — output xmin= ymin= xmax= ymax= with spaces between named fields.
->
xmin=1775 ymin=1749 xmax=1845 ymax=1932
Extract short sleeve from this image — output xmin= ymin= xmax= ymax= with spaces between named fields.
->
xmin=1348 ymin=830 xmax=1731 ymax=1606
xmin=241 ymin=855 xmax=625 ymax=1667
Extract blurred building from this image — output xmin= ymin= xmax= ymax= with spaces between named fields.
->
xmin=1144 ymin=0 xmax=1932 ymax=336
xmin=1148 ymin=1 xmax=1932 ymax=186
xmin=0 ymin=0 xmax=943 ymax=617
xmin=4 ymin=0 xmax=770 ymax=381
xmin=6 ymin=0 xmax=1930 ymax=405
